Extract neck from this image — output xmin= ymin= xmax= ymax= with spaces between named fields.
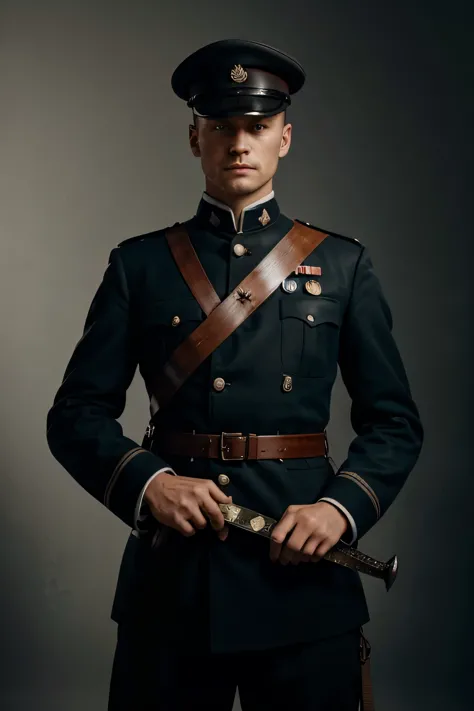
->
xmin=204 ymin=178 xmax=273 ymax=224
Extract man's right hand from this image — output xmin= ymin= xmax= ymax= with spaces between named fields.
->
xmin=144 ymin=472 xmax=232 ymax=541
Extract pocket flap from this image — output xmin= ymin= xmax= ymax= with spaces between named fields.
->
xmin=279 ymin=296 xmax=341 ymax=327
xmin=149 ymin=299 xmax=204 ymax=325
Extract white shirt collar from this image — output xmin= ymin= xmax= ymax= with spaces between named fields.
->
xmin=202 ymin=190 xmax=275 ymax=233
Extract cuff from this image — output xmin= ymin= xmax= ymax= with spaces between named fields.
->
xmin=318 ymin=497 xmax=358 ymax=545
xmin=104 ymin=447 xmax=173 ymax=529
xmin=319 ymin=470 xmax=381 ymax=540
xmin=133 ymin=467 xmax=177 ymax=532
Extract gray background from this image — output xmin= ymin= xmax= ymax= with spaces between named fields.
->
xmin=1 ymin=1 xmax=473 ymax=709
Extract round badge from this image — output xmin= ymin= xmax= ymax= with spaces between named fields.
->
xmin=304 ymin=279 xmax=322 ymax=296
xmin=282 ymin=278 xmax=298 ymax=293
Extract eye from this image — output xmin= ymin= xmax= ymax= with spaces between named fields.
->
xmin=254 ymin=123 xmax=267 ymax=131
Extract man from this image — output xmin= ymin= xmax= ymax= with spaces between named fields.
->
xmin=46 ymin=39 xmax=423 ymax=710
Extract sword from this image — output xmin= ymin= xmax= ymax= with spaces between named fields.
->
xmin=217 ymin=502 xmax=398 ymax=591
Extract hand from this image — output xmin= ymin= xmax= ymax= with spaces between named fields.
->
xmin=144 ymin=473 xmax=231 ymax=541
xmin=269 ymin=501 xmax=348 ymax=565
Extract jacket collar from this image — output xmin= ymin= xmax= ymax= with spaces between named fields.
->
xmin=194 ymin=190 xmax=280 ymax=235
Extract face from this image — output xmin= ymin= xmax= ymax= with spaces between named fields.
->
xmin=189 ymin=112 xmax=292 ymax=201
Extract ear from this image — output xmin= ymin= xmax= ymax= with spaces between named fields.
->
xmin=279 ymin=122 xmax=292 ymax=159
xmin=189 ymin=123 xmax=201 ymax=157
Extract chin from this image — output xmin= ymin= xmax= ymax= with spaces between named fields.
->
xmin=222 ymin=176 xmax=261 ymax=194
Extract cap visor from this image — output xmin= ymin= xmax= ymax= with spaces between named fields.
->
xmin=193 ymin=93 xmax=287 ymax=119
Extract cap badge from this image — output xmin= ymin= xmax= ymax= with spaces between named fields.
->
xmin=230 ymin=64 xmax=248 ymax=83
xmin=258 ymin=208 xmax=271 ymax=226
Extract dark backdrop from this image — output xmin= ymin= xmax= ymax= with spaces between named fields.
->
xmin=1 ymin=1 xmax=472 ymax=709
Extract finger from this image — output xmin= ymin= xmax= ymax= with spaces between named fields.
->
xmin=279 ymin=546 xmax=298 ymax=565
xmin=311 ymin=540 xmax=331 ymax=562
xmin=201 ymin=495 xmax=227 ymax=530
xmin=269 ymin=514 xmax=296 ymax=562
xmin=313 ymin=539 xmax=334 ymax=560
xmin=279 ymin=526 xmax=311 ymax=565
xmin=207 ymin=480 xmax=234 ymax=504
xmin=302 ymin=535 xmax=323 ymax=557
xmin=174 ymin=516 xmax=196 ymax=537
xmin=187 ymin=504 xmax=209 ymax=530
xmin=217 ymin=525 xmax=229 ymax=541
xmin=292 ymin=551 xmax=311 ymax=564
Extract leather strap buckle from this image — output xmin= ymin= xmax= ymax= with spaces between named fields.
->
xmin=220 ymin=432 xmax=247 ymax=460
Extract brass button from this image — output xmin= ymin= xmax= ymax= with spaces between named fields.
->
xmin=233 ymin=244 xmax=246 ymax=257
xmin=306 ymin=314 xmax=314 ymax=322
xmin=213 ymin=377 xmax=226 ymax=392
xmin=218 ymin=474 xmax=230 ymax=486
xmin=282 ymin=374 xmax=293 ymax=392
xmin=171 ymin=315 xmax=180 ymax=327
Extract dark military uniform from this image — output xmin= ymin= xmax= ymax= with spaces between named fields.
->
xmin=46 ymin=39 xmax=423 ymax=710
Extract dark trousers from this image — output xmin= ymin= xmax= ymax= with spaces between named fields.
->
xmin=108 ymin=620 xmax=362 ymax=711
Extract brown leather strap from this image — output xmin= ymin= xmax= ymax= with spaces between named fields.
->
xmin=360 ymin=628 xmax=375 ymax=711
xmin=166 ymin=225 xmax=221 ymax=316
xmin=150 ymin=431 xmax=327 ymax=461
xmin=150 ymin=220 xmax=328 ymax=410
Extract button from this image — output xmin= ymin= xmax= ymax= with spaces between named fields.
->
xmin=282 ymin=374 xmax=293 ymax=392
xmin=306 ymin=314 xmax=314 ymax=322
xmin=213 ymin=377 xmax=226 ymax=392
xmin=171 ymin=315 xmax=181 ymax=326
xmin=218 ymin=474 xmax=230 ymax=486
xmin=233 ymin=244 xmax=246 ymax=257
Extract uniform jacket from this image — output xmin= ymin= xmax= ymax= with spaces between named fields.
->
xmin=46 ymin=191 xmax=423 ymax=653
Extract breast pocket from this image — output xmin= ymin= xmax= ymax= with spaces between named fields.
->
xmin=141 ymin=299 xmax=204 ymax=363
xmin=280 ymin=296 xmax=341 ymax=377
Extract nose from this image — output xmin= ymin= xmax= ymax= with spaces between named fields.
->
xmin=229 ymin=128 xmax=250 ymax=157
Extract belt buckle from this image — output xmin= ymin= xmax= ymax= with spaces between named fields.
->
xmin=220 ymin=432 xmax=246 ymax=461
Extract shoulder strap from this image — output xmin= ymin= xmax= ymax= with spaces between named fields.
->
xmin=165 ymin=225 xmax=221 ymax=315
xmin=150 ymin=221 xmax=328 ymax=412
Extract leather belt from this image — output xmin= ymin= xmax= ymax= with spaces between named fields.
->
xmin=146 ymin=430 xmax=327 ymax=461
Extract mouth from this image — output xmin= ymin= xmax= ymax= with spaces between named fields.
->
xmin=226 ymin=165 xmax=255 ymax=172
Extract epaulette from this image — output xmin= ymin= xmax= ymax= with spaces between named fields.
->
xmin=295 ymin=219 xmax=363 ymax=247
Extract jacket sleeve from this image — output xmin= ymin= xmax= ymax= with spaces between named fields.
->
xmin=46 ymin=247 xmax=175 ymax=531
xmin=319 ymin=245 xmax=424 ymax=541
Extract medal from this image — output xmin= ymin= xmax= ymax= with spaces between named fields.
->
xmin=304 ymin=279 xmax=322 ymax=295
xmin=282 ymin=278 xmax=298 ymax=293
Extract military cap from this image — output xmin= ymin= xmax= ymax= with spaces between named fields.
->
xmin=171 ymin=38 xmax=305 ymax=119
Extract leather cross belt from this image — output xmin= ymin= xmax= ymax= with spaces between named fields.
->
xmin=148 ymin=430 xmax=327 ymax=461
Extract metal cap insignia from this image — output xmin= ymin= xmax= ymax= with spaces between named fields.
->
xmin=230 ymin=64 xmax=247 ymax=83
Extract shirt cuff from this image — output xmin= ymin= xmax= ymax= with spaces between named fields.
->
xmin=317 ymin=497 xmax=358 ymax=545
xmin=133 ymin=467 xmax=177 ymax=533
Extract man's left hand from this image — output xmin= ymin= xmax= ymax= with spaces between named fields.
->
xmin=269 ymin=501 xmax=348 ymax=565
